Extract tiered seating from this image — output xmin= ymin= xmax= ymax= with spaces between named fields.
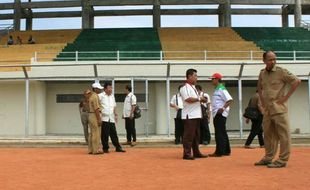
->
xmin=0 ymin=29 xmax=80 ymax=45
xmin=56 ymin=28 xmax=162 ymax=61
xmin=233 ymin=27 xmax=310 ymax=60
xmin=0 ymin=44 xmax=65 ymax=71
xmin=159 ymin=28 xmax=262 ymax=60
xmin=0 ymin=30 xmax=81 ymax=71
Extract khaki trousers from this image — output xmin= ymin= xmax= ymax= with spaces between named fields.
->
xmin=88 ymin=114 xmax=101 ymax=154
xmin=262 ymin=113 xmax=291 ymax=164
xmin=80 ymin=112 xmax=89 ymax=144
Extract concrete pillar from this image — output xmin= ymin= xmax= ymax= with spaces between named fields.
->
xmin=153 ymin=0 xmax=161 ymax=28
xmin=82 ymin=0 xmax=93 ymax=29
xmin=155 ymin=82 xmax=167 ymax=135
xmin=223 ymin=0 xmax=232 ymax=27
xmin=218 ymin=13 xmax=225 ymax=27
xmin=13 ymin=0 xmax=22 ymax=31
xmin=282 ymin=5 xmax=289 ymax=27
xmin=295 ymin=0 xmax=302 ymax=27
xmin=33 ymin=81 xmax=46 ymax=135
xmin=89 ymin=6 xmax=95 ymax=29
xmin=25 ymin=9 xmax=33 ymax=31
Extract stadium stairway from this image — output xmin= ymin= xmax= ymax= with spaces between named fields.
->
xmin=56 ymin=28 xmax=162 ymax=61
xmin=233 ymin=27 xmax=310 ymax=60
xmin=158 ymin=27 xmax=263 ymax=60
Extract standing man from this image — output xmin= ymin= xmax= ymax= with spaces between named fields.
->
xmin=79 ymin=89 xmax=91 ymax=144
xmin=88 ymin=83 xmax=103 ymax=155
xmin=179 ymin=68 xmax=208 ymax=160
xmin=170 ymin=85 xmax=184 ymax=144
xmin=255 ymin=51 xmax=300 ymax=168
xmin=196 ymin=85 xmax=211 ymax=145
xmin=122 ymin=85 xmax=137 ymax=146
xmin=209 ymin=73 xmax=233 ymax=157
xmin=99 ymin=82 xmax=126 ymax=153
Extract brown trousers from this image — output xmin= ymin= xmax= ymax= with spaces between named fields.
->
xmin=183 ymin=118 xmax=202 ymax=157
xmin=88 ymin=114 xmax=101 ymax=154
xmin=262 ymin=113 xmax=291 ymax=164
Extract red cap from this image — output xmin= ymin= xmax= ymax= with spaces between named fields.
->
xmin=211 ymin=73 xmax=223 ymax=79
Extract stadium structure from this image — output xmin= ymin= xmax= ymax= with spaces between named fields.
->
xmin=0 ymin=0 xmax=309 ymax=141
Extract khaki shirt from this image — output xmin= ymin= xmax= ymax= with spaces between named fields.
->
xmin=88 ymin=92 xmax=102 ymax=113
xmin=258 ymin=66 xmax=299 ymax=115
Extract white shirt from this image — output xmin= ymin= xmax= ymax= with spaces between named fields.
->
xmin=123 ymin=92 xmax=137 ymax=118
xmin=170 ymin=93 xmax=183 ymax=119
xmin=98 ymin=92 xmax=117 ymax=123
xmin=179 ymin=83 xmax=202 ymax=119
xmin=200 ymin=92 xmax=211 ymax=108
xmin=211 ymin=84 xmax=233 ymax=118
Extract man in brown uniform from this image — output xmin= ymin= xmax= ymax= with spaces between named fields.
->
xmin=255 ymin=51 xmax=300 ymax=168
xmin=87 ymin=83 xmax=104 ymax=155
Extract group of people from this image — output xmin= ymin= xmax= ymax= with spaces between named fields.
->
xmin=173 ymin=69 xmax=233 ymax=160
xmin=79 ymin=83 xmax=137 ymax=155
xmin=79 ymin=51 xmax=300 ymax=168
xmin=7 ymin=35 xmax=35 ymax=45
xmin=171 ymin=51 xmax=300 ymax=169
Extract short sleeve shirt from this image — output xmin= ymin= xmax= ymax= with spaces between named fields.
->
xmin=211 ymin=84 xmax=233 ymax=118
xmin=170 ymin=93 xmax=184 ymax=119
xmin=98 ymin=92 xmax=117 ymax=123
xmin=89 ymin=92 xmax=102 ymax=113
xmin=179 ymin=83 xmax=202 ymax=119
xmin=200 ymin=92 xmax=211 ymax=108
xmin=258 ymin=66 xmax=299 ymax=115
xmin=123 ymin=92 xmax=137 ymax=118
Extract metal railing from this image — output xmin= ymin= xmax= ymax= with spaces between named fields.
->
xmin=34 ymin=50 xmax=310 ymax=62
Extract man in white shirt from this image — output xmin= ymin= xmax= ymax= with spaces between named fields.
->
xmin=196 ymin=85 xmax=211 ymax=145
xmin=209 ymin=73 xmax=233 ymax=157
xmin=179 ymin=69 xmax=208 ymax=160
xmin=99 ymin=82 xmax=125 ymax=153
xmin=122 ymin=85 xmax=137 ymax=146
xmin=170 ymin=85 xmax=184 ymax=144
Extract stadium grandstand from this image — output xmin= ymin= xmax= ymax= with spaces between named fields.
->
xmin=0 ymin=0 xmax=309 ymax=141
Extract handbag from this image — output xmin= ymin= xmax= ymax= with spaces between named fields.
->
xmin=243 ymin=99 xmax=260 ymax=120
xmin=130 ymin=95 xmax=141 ymax=119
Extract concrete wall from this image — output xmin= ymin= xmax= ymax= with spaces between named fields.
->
xmin=0 ymin=80 xmax=309 ymax=136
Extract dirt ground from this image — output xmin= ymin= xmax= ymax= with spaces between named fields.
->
xmin=0 ymin=147 xmax=309 ymax=190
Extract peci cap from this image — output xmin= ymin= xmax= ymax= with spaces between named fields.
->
xmin=211 ymin=73 xmax=223 ymax=79
xmin=84 ymin=89 xmax=92 ymax=95
xmin=92 ymin=82 xmax=103 ymax=89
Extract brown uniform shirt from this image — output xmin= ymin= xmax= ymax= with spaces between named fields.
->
xmin=258 ymin=66 xmax=299 ymax=115
xmin=88 ymin=92 xmax=102 ymax=113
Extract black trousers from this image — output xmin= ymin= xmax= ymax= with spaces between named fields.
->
xmin=245 ymin=116 xmax=264 ymax=146
xmin=101 ymin=121 xmax=122 ymax=151
xmin=213 ymin=114 xmax=231 ymax=155
xmin=174 ymin=118 xmax=184 ymax=143
xmin=200 ymin=117 xmax=211 ymax=144
xmin=125 ymin=118 xmax=136 ymax=142
xmin=183 ymin=118 xmax=202 ymax=157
